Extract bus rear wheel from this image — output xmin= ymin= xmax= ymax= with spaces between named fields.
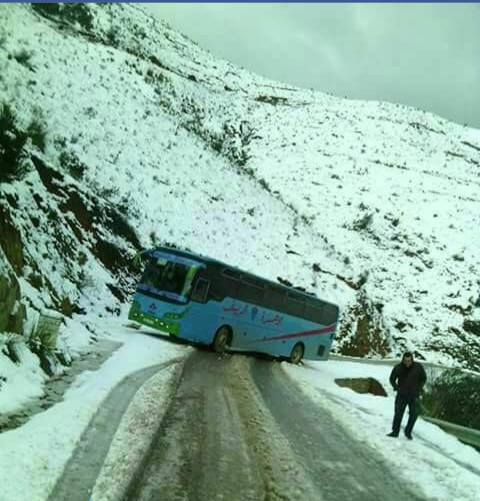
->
xmin=289 ymin=343 xmax=304 ymax=364
xmin=212 ymin=326 xmax=230 ymax=354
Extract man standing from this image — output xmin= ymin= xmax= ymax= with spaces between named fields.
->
xmin=387 ymin=352 xmax=427 ymax=440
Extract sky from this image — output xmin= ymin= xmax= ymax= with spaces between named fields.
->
xmin=142 ymin=3 xmax=480 ymax=130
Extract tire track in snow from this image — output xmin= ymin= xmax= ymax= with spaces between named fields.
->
xmin=47 ymin=358 xmax=184 ymax=501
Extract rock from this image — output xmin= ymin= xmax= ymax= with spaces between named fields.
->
xmin=334 ymin=377 xmax=387 ymax=397
xmin=0 ymin=269 xmax=25 ymax=334
xmin=0 ymin=204 xmax=24 ymax=274
xmin=336 ymin=293 xmax=390 ymax=357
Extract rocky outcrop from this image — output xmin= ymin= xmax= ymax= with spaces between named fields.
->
xmin=0 ymin=204 xmax=26 ymax=335
xmin=335 ymin=292 xmax=391 ymax=358
xmin=0 ymin=150 xmax=141 ymax=375
xmin=0 ymin=202 xmax=24 ymax=275
xmin=0 ymin=267 xmax=25 ymax=334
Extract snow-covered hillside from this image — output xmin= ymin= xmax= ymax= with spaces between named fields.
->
xmin=1 ymin=0 xmax=479 ymax=399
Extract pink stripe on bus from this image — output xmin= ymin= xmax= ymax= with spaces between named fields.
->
xmin=254 ymin=324 xmax=336 ymax=343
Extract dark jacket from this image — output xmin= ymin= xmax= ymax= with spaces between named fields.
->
xmin=389 ymin=361 xmax=426 ymax=398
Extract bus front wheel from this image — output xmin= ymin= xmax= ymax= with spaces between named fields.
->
xmin=289 ymin=343 xmax=304 ymax=364
xmin=212 ymin=326 xmax=230 ymax=354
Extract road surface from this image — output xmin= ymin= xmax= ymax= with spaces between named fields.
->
xmin=49 ymin=347 xmax=425 ymax=501
xmin=125 ymin=349 xmax=423 ymax=501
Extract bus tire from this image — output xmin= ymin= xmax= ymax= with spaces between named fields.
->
xmin=289 ymin=343 xmax=304 ymax=364
xmin=212 ymin=326 xmax=230 ymax=354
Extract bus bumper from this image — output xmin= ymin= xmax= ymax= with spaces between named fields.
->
xmin=128 ymin=307 xmax=181 ymax=335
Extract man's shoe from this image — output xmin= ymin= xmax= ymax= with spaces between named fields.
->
xmin=404 ymin=432 xmax=413 ymax=440
xmin=387 ymin=432 xmax=398 ymax=437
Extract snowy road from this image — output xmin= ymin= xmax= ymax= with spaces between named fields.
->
xmin=126 ymin=349 xmax=265 ymax=501
xmin=252 ymin=359 xmax=423 ymax=501
xmin=2 ymin=327 xmax=478 ymax=501
xmin=118 ymin=350 xmax=424 ymax=501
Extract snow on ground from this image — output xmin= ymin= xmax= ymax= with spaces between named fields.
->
xmin=0 ymin=340 xmax=47 ymax=414
xmin=91 ymin=362 xmax=180 ymax=501
xmin=284 ymin=359 xmax=480 ymax=501
xmin=0 ymin=311 xmax=190 ymax=501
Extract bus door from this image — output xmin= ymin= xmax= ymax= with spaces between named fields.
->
xmin=185 ymin=272 xmax=227 ymax=344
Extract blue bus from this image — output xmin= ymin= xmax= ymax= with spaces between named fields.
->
xmin=128 ymin=246 xmax=339 ymax=364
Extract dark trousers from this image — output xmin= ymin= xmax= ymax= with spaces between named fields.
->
xmin=392 ymin=393 xmax=419 ymax=435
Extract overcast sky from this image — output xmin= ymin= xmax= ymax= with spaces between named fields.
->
xmin=142 ymin=3 xmax=480 ymax=130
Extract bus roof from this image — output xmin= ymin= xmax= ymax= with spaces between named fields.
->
xmin=147 ymin=246 xmax=339 ymax=310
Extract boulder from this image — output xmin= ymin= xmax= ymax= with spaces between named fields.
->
xmin=335 ymin=377 xmax=387 ymax=397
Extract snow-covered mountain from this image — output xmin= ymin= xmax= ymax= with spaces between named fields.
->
xmin=1 ymin=2 xmax=479 ymax=381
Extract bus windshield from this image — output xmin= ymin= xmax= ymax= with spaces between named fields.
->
xmin=138 ymin=256 xmax=199 ymax=302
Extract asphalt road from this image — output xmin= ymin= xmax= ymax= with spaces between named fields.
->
xmin=252 ymin=358 xmax=424 ymax=501
xmin=123 ymin=349 xmax=425 ymax=501
xmin=125 ymin=349 xmax=265 ymax=501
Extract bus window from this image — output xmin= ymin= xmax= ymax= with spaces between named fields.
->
xmin=191 ymin=278 xmax=210 ymax=303
xmin=239 ymin=277 xmax=265 ymax=304
xmin=322 ymin=304 xmax=338 ymax=324
xmin=222 ymin=268 xmax=242 ymax=281
xmin=243 ymin=275 xmax=264 ymax=289
xmin=141 ymin=257 xmax=193 ymax=297
xmin=285 ymin=292 xmax=305 ymax=317
xmin=265 ymin=287 xmax=285 ymax=311
xmin=209 ymin=271 xmax=240 ymax=300
xmin=305 ymin=302 xmax=323 ymax=323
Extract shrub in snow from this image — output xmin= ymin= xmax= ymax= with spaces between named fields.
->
xmin=421 ymin=368 xmax=480 ymax=429
xmin=31 ymin=3 xmax=94 ymax=32
xmin=463 ymin=320 xmax=480 ymax=337
xmin=25 ymin=108 xmax=47 ymax=153
xmin=106 ymin=26 xmax=121 ymax=47
xmin=0 ymin=333 xmax=22 ymax=365
xmin=258 ymin=178 xmax=271 ymax=193
xmin=0 ymin=103 xmax=29 ymax=182
xmin=27 ymin=312 xmax=63 ymax=376
xmin=58 ymin=149 xmax=87 ymax=180
xmin=30 ymin=3 xmax=61 ymax=16
xmin=255 ymin=95 xmax=289 ymax=106
xmin=0 ymin=103 xmax=47 ymax=182
xmin=11 ymin=48 xmax=35 ymax=71
xmin=144 ymin=68 xmax=167 ymax=86
xmin=352 ymin=212 xmax=373 ymax=231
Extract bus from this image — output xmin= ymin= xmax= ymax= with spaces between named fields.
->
xmin=128 ymin=246 xmax=339 ymax=364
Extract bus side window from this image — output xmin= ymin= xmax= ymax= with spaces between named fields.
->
xmin=322 ymin=304 xmax=339 ymax=324
xmin=305 ymin=302 xmax=323 ymax=323
xmin=265 ymin=287 xmax=285 ymax=311
xmin=240 ymin=276 xmax=265 ymax=304
xmin=285 ymin=292 xmax=305 ymax=317
xmin=191 ymin=279 xmax=210 ymax=303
